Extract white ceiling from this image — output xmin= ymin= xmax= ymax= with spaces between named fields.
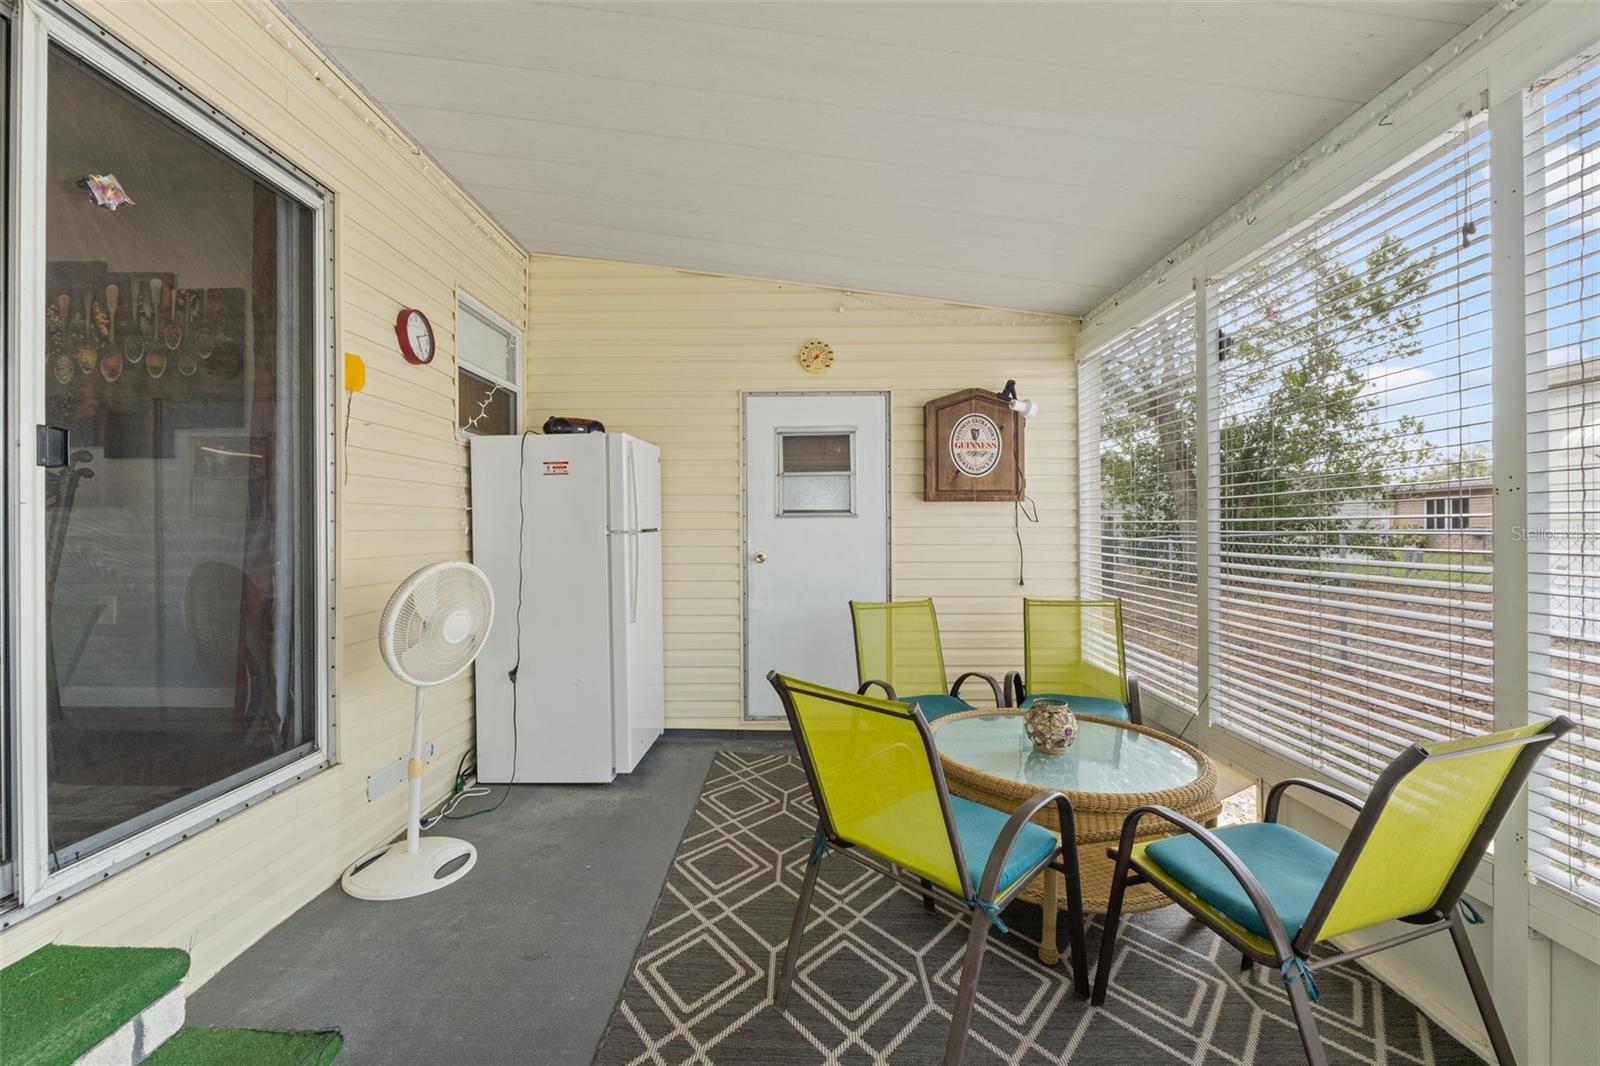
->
xmin=284 ymin=1 xmax=1497 ymax=314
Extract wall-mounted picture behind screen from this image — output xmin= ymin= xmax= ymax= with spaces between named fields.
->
xmin=43 ymin=46 xmax=318 ymax=864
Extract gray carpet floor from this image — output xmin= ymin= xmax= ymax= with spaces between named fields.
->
xmin=188 ymin=734 xmax=789 ymax=1065
xmin=594 ymin=749 xmax=1482 ymax=1066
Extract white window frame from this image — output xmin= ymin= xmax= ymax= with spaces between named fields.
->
xmin=1425 ymin=496 xmax=1470 ymax=531
xmin=455 ymin=289 xmax=522 ymax=436
xmin=2 ymin=0 xmax=337 ymax=922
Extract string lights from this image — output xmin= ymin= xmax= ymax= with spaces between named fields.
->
xmin=459 ymin=379 xmax=509 ymax=436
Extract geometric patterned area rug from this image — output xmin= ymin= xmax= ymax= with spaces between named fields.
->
xmin=594 ymin=750 xmax=1481 ymax=1066
xmin=595 ymin=745 xmax=1478 ymax=1062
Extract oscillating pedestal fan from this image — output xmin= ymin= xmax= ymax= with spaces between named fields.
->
xmin=342 ymin=560 xmax=494 ymax=901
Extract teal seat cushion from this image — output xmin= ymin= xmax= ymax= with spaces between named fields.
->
xmin=1143 ymin=823 xmax=1337 ymax=940
xmin=948 ymin=795 xmax=1058 ymax=897
xmin=900 ymin=694 xmax=971 ymax=721
xmin=1021 ymin=693 xmax=1130 ymax=721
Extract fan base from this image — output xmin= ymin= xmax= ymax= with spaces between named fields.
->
xmin=341 ymin=836 xmax=478 ymax=901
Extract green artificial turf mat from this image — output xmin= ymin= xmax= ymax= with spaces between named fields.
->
xmin=143 ymin=1027 xmax=343 ymax=1066
xmin=0 ymin=944 xmax=190 ymax=1066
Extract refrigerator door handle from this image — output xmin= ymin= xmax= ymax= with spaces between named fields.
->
xmin=629 ymin=531 xmax=640 ymax=624
xmin=628 ymin=445 xmax=639 ymax=533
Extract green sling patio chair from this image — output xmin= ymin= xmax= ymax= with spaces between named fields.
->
xmin=769 ymin=672 xmax=1089 ymax=1066
xmin=850 ymin=598 xmax=1006 ymax=720
xmin=1003 ymin=598 xmax=1141 ymax=724
xmin=1091 ymin=717 xmax=1573 ymax=1066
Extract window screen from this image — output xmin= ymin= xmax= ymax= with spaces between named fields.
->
xmin=1209 ymin=115 xmax=1494 ymax=784
xmin=1526 ymin=47 xmax=1600 ymax=903
xmin=459 ymin=368 xmax=515 ymax=436
xmin=1079 ymin=296 xmax=1200 ymax=711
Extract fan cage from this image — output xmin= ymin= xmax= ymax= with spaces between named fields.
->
xmin=380 ymin=561 xmax=495 ymax=687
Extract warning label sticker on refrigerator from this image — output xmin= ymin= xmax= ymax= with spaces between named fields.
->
xmin=542 ymin=460 xmax=570 ymax=476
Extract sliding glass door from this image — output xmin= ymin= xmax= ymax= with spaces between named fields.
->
xmin=1 ymin=7 xmax=13 ymax=901
xmin=4 ymin=1 xmax=332 ymax=910
xmin=38 ymin=46 xmax=321 ymax=864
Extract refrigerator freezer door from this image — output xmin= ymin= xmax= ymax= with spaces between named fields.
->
xmin=610 ymin=529 xmax=664 ymax=772
xmin=607 ymin=435 xmax=662 ymax=532
xmin=634 ymin=440 xmax=662 ymax=531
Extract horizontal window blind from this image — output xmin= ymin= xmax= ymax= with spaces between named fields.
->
xmin=1080 ymin=297 xmax=1199 ymax=711
xmin=1526 ymin=48 xmax=1600 ymax=903
xmin=459 ymin=302 xmax=519 ymax=385
xmin=1210 ymin=116 xmax=1494 ymax=784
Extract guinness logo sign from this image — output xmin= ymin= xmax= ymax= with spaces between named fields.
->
xmin=949 ymin=413 xmax=1002 ymax=477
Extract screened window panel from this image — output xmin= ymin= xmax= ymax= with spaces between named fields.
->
xmin=458 ymin=368 xmax=516 ymax=436
xmin=1079 ymin=297 xmax=1199 ymax=711
xmin=1209 ymin=115 xmax=1494 ymax=785
xmin=1526 ymin=48 xmax=1600 ymax=903
xmin=782 ymin=432 xmax=852 ymax=474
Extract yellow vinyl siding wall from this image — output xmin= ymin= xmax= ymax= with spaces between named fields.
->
xmin=0 ymin=0 xmax=526 ymax=981
xmin=527 ymin=256 xmax=1079 ymax=728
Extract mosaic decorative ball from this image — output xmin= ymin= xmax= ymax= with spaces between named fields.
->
xmin=1023 ymin=698 xmax=1078 ymax=755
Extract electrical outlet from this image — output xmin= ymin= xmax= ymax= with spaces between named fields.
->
xmin=366 ymin=741 xmax=438 ymax=802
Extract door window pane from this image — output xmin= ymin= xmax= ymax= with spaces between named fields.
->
xmin=782 ymin=433 xmax=851 ymax=473
xmin=780 ymin=475 xmax=852 ymax=514
xmin=43 ymin=47 xmax=319 ymax=863
xmin=778 ymin=432 xmax=853 ymax=514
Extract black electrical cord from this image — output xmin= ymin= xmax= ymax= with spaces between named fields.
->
xmin=1014 ymin=495 xmax=1039 ymax=586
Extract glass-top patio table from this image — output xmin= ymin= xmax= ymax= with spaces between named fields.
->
xmin=930 ymin=709 xmax=1221 ymax=964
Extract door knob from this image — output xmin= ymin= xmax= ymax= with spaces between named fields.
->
xmin=753 ymin=551 xmax=768 ymax=563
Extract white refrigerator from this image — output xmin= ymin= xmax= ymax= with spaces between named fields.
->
xmin=469 ymin=432 xmax=664 ymax=783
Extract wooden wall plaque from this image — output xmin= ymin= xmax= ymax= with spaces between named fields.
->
xmin=923 ymin=388 xmax=1024 ymax=501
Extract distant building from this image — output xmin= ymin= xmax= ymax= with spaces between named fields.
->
xmin=1385 ymin=476 xmax=1494 ymax=550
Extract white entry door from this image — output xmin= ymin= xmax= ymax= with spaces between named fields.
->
xmin=744 ymin=393 xmax=890 ymax=719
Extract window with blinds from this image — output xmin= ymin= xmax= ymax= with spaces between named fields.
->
xmin=1526 ymin=48 xmax=1600 ymax=903
xmin=1209 ymin=115 xmax=1494 ymax=783
xmin=457 ymin=296 xmax=521 ymax=435
xmin=1079 ymin=297 xmax=1200 ymax=711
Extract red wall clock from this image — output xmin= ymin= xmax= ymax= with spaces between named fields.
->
xmin=395 ymin=308 xmax=435 ymax=365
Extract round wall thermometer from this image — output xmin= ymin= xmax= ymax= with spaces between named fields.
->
xmin=797 ymin=340 xmax=835 ymax=374
xmin=395 ymin=308 xmax=436 ymax=365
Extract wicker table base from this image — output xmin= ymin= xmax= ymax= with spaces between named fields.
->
xmin=932 ymin=711 xmax=1222 ymax=965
